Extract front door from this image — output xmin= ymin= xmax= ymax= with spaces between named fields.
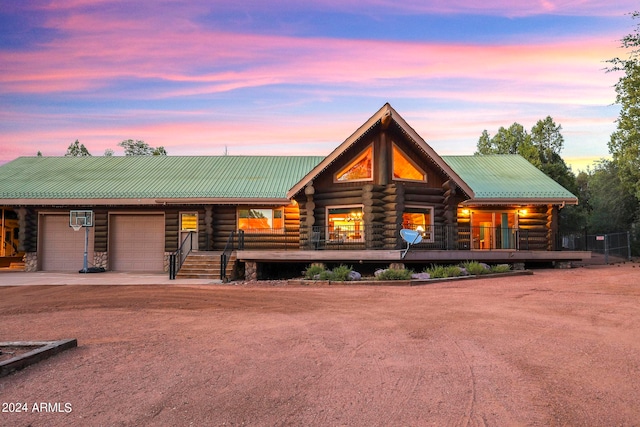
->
xmin=180 ymin=212 xmax=198 ymax=263
xmin=471 ymin=211 xmax=517 ymax=250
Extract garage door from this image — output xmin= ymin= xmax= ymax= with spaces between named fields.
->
xmin=41 ymin=214 xmax=94 ymax=271
xmin=110 ymin=214 xmax=164 ymax=272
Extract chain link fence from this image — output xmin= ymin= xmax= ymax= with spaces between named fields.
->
xmin=562 ymin=231 xmax=632 ymax=264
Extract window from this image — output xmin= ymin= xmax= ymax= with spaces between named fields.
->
xmin=180 ymin=213 xmax=198 ymax=231
xmin=402 ymin=206 xmax=433 ymax=241
xmin=238 ymin=208 xmax=283 ymax=232
xmin=393 ymin=144 xmax=426 ymax=182
xmin=327 ymin=206 xmax=364 ymax=241
xmin=335 ymin=146 xmax=373 ymax=182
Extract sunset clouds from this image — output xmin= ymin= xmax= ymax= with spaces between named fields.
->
xmin=0 ymin=1 xmax=636 ymax=169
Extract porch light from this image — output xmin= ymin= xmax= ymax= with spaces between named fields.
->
xmin=461 ymin=209 xmax=470 ymax=216
xmin=519 ymin=209 xmax=528 ymax=216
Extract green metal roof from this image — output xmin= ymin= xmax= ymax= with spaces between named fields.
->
xmin=0 ymin=153 xmax=577 ymax=204
xmin=0 ymin=156 xmax=324 ymax=200
xmin=442 ymin=155 xmax=578 ymax=202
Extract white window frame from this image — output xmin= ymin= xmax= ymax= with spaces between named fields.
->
xmin=237 ymin=207 xmax=285 ymax=233
xmin=392 ymin=143 xmax=427 ymax=183
xmin=333 ymin=144 xmax=374 ymax=183
xmin=325 ymin=204 xmax=365 ymax=242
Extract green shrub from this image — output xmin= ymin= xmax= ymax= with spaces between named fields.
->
xmin=490 ymin=264 xmax=511 ymax=273
xmin=304 ymin=263 xmax=326 ymax=279
xmin=376 ymin=268 xmax=413 ymax=280
xmin=331 ymin=264 xmax=353 ymax=282
xmin=425 ymin=264 xmax=462 ymax=278
xmin=461 ymin=260 xmax=488 ymax=275
xmin=318 ymin=270 xmax=333 ymax=280
xmin=313 ymin=264 xmax=353 ymax=281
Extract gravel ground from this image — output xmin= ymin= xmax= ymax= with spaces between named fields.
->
xmin=1 ymin=263 xmax=639 ymax=426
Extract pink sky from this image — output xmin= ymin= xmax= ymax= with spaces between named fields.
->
xmin=1 ymin=1 xmax=637 ymax=170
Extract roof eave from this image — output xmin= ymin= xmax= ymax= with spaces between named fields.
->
xmin=287 ymin=105 xmax=389 ymax=199
xmin=460 ymin=197 xmax=579 ymax=206
xmin=0 ymin=197 xmax=292 ymax=206
xmin=287 ymin=104 xmax=476 ymax=200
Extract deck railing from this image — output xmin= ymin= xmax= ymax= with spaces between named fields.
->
xmin=220 ymin=230 xmax=236 ymax=281
xmin=232 ymin=224 xmax=554 ymax=251
xmin=169 ymin=231 xmax=195 ymax=280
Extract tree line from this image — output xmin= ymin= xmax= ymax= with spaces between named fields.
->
xmin=37 ymin=139 xmax=168 ymax=157
xmin=476 ymin=11 xmax=640 ymax=253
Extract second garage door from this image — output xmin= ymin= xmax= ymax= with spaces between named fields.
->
xmin=110 ymin=214 xmax=164 ymax=272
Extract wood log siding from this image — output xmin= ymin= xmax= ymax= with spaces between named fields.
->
xmin=208 ymin=204 xmax=300 ymax=250
xmin=518 ymin=206 xmax=551 ymax=250
xmin=165 ymin=209 xmax=179 ymax=252
xmin=93 ymin=209 xmax=108 ymax=252
xmin=547 ymin=205 xmax=556 ymax=251
xmin=362 ymin=184 xmax=385 ymax=249
xmin=454 ymin=205 xmax=552 ymax=251
xmin=198 ymin=210 xmax=207 ymax=250
xmin=204 ymin=206 xmax=213 ymax=247
xmin=383 ymin=183 xmax=404 ymax=249
xmin=301 ymin=182 xmax=449 ymax=250
xmin=17 ymin=207 xmax=37 ymax=252
xmin=211 ymin=206 xmax=236 ymax=250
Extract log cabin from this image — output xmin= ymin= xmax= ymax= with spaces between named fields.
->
xmin=0 ymin=104 xmax=588 ymax=279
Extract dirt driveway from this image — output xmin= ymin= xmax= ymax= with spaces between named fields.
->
xmin=1 ymin=263 xmax=639 ymax=426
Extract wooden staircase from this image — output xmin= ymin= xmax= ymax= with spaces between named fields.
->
xmin=176 ymin=251 xmax=237 ymax=280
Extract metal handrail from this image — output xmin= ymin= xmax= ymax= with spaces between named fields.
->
xmin=220 ymin=230 xmax=236 ymax=282
xmin=169 ymin=231 xmax=194 ymax=280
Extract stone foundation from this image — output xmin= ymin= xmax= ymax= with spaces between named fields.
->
xmin=24 ymin=252 xmax=37 ymax=272
xmin=245 ymin=261 xmax=257 ymax=281
xmin=164 ymin=253 xmax=171 ymax=273
xmin=93 ymin=252 xmax=108 ymax=270
xmin=513 ymin=262 xmax=526 ymax=271
xmin=554 ymin=261 xmax=572 ymax=269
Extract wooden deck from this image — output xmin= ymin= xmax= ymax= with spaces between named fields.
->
xmin=236 ymin=249 xmax=592 ymax=264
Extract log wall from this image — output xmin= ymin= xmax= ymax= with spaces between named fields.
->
xmin=457 ymin=205 xmax=552 ymax=251
xmin=17 ymin=207 xmax=37 ymax=252
xmin=300 ymin=123 xmax=456 ymax=251
xmin=518 ymin=205 xmax=552 ymax=251
xmin=94 ymin=209 xmax=108 ymax=252
xmin=211 ymin=206 xmax=236 ymax=250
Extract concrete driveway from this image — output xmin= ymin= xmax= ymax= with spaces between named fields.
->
xmin=0 ymin=270 xmax=221 ymax=286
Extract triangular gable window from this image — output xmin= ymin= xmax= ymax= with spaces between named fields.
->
xmin=335 ymin=145 xmax=373 ymax=182
xmin=393 ymin=144 xmax=426 ymax=182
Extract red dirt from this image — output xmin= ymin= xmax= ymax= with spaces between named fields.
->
xmin=1 ymin=263 xmax=639 ymax=426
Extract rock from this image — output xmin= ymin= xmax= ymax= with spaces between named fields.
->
xmin=348 ymin=271 xmax=362 ymax=281
xmin=374 ymin=269 xmax=386 ymax=277
xmin=411 ymin=272 xmax=431 ymax=280
xmin=479 ymin=262 xmax=491 ymax=270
